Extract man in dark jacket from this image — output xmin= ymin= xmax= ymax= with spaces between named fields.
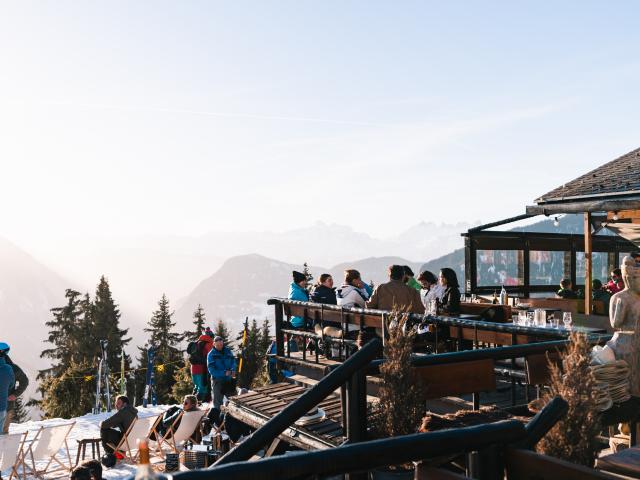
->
xmin=3 ymin=356 xmax=28 ymax=433
xmin=0 ymin=343 xmax=15 ymax=435
xmin=207 ymin=336 xmax=236 ymax=409
xmin=366 ymin=265 xmax=425 ymax=314
xmin=310 ymin=274 xmax=337 ymax=304
xmin=99 ymin=395 xmax=138 ymax=453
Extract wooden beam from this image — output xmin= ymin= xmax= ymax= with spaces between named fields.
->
xmin=584 ymin=212 xmax=592 ymax=314
xmin=607 ymin=209 xmax=640 ymax=222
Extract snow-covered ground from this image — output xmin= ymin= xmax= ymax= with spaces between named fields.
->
xmin=6 ymin=405 xmax=170 ymax=480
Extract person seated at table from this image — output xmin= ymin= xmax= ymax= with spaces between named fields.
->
xmin=99 ymin=395 xmax=137 ymax=454
xmin=403 ymin=266 xmax=422 ymax=291
xmin=288 ymin=270 xmax=310 ymax=328
xmin=418 ymin=270 xmax=444 ymax=308
xmin=366 ymin=265 xmax=425 ymax=314
xmin=439 ymin=268 xmax=461 ymax=315
xmin=556 ymin=278 xmax=578 ymax=299
xmin=336 ymin=269 xmax=369 ymax=309
xmin=607 ymin=268 xmax=625 ymax=294
xmin=592 ymin=279 xmax=611 ymax=313
xmin=310 ymin=274 xmax=337 ymax=305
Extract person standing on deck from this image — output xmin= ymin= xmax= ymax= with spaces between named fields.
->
xmin=189 ymin=334 xmax=213 ymax=402
xmin=3 ymin=355 xmax=28 ymax=433
xmin=288 ymin=271 xmax=310 ymax=328
xmin=366 ymin=265 xmax=425 ymax=314
xmin=207 ymin=336 xmax=236 ymax=410
xmin=0 ymin=343 xmax=14 ymax=435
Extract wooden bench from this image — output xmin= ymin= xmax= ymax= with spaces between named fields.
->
xmin=414 ymin=359 xmax=496 ymax=400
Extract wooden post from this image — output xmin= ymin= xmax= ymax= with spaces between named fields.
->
xmin=584 ymin=212 xmax=592 ymax=314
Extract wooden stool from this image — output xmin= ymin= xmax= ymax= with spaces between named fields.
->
xmin=75 ymin=438 xmax=102 ymax=466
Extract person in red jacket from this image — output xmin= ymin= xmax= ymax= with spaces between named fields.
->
xmin=190 ymin=334 xmax=213 ymax=401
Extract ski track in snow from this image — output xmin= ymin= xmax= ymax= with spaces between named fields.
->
xmin=7 ymin=405 xmax=170 ymax=480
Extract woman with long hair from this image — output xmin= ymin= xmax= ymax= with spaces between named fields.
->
xmin=439 ymin=268 xmax=461 ymax=315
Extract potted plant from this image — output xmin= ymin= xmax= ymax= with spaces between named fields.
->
xmin=537 ymin=331 xmax=600 ymax=466
xmin=370 ymin=310 xmax=425 ymax=479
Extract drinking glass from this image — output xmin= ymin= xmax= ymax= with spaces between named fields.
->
xmin=526 ymin=312 xmax=534 ymax=327
xmin=471 ymin=294 xmax=477 ymax=303
xmin=562 ymin=312 xmax=573 ymax=330
xmin=517 ymin=311 xmax=527 ymax=326
xmin=549 ymin=317 xmax=559 ymax=329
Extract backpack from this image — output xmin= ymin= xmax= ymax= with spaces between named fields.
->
xmin=187 ymin=340 xmax=206 ymax=365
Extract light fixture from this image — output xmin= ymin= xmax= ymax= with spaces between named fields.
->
xmin=553 ymin=216 xmax=560 ymax=227
xmin=612 ymin=211 xmax=619 ymax=221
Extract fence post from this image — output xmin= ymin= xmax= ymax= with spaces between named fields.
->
xmin=275 ymin=301 xmax=284 ymax=357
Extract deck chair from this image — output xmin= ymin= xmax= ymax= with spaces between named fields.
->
xmin=107 ymin=414 xmax=163 ymax=464
xmin=25 ymin=422 xmax=75 ymax=478
xmin=158 ymin=410 xmax=205 ymax=454
xmin=0 ymin=431 xmax=28 ymax=480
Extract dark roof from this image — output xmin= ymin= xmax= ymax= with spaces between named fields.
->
xmin=535 ymin=147 xmax=640 ymax=204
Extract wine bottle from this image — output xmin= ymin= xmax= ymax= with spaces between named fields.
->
xmin=492 ymin=291 xmax=498 ymax=304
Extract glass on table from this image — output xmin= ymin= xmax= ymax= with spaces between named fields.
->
xmin=517 ymin=311 xmax=528 ymax=326
xmin=526 ymin=311 xmax=534 ymax=326
xmin=549 ymin=315 xmax=559 ymax=329
xmin=562 ymin=312 xmax=573 ymax=330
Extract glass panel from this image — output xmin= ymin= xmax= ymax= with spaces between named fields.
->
xmin=619 ymin=252 xmax=632 ymax=267
xmin=476 ymin=250 xmax=524 ymax=286
xmin=576 ymin=252 xmax=610 ymax=285
xmin=529 ymin=251 xmax=568 ymax=286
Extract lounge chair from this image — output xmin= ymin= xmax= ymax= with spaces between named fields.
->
xmin=107 ymin=414 xmax=163 ymax=464
xmin=158 ymin=410 xmax=205 ymax=454
xmin=24 ymin=422 xmax=75 ymax=478
xmin=0 ymin=431 xmax=28 ymax=480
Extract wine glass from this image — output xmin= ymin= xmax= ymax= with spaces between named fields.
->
xmin=562 ymin=312 xmax=573 ymax=330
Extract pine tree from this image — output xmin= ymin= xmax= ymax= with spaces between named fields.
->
xmin=184 ymin=304 xmax=207 ymax=343
xmin=39 ymin=289 xmax=84 ymax=379
xmin=12 ymin=395 xmax=29 ymax=424
xmin=92 ymin=276 xmax=131 ymax=374
xmin=237 ymin=319 xmax=263 ymax=388
xmin=40 ymin=360 xmax=96 ymax=419
xmin=140 ymin=294 xmax=184 ymax=404
xmin=259 ymin=318 xmax=271 ymax=356
xmin=214 ymin=319 xmax=233 ymax=348
xmin=303 ymin=262 xmax=313 ymax=291
xmin=171 ymin=362 xmax=194 ymax=402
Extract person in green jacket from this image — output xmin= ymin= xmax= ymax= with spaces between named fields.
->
xmin=403 ymin=266 xmax=422 ymax=291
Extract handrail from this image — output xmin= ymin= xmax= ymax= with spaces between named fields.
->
xmin=213 ymin=337 xmax=383 ymax=466
xmin=175 ymin=420 xmax=525 ymax=480
xmin=268 ymin=297 xmax=591 ymax=340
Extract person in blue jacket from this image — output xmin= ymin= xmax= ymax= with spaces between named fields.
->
xmin=207 ymin=336 xmax=236 ymax=409
xmin=288 ymin=271 xmax=309 ymax=328
xmin=0 ymin=342 xmax=15 ymax=435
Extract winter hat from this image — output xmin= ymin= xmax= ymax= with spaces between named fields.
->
xmin=213 ymin=335 xmax=223 ymax=342
xmin=205 ymin=326 xmax=214 ymax=338
xmin=293 ymin=271 xmax=306 ymax=284
xmin=0 ymin=342 xmax=9 ymax=355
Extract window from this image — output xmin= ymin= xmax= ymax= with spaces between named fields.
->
xmin=476 ymin=250 xmax=524 ymax=286
xmin=576 ymin=252 xmax=610 ymax=284
xmin=529 ymin=251 xmax=569 ymax=286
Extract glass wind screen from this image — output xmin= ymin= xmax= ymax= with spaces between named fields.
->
xmin=529 ymin=251 xmax=569 ymax=286
xmin=576 ymin=252 xmax=610 ymax=284
xmin=476 ymin=250 xmax=524 ymax=286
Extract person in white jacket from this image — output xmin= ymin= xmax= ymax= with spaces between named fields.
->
xmin=418 ymin=270 xmax=445 ymax=308
xmin=336 ymin=269 xmax=369 ymax=308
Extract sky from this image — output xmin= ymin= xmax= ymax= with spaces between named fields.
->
xmin=1 ymin=1 xmax=640 ymax=250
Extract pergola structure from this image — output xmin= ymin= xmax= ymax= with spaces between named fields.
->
xmin=464 ymin=147 xmax=640 ymax=312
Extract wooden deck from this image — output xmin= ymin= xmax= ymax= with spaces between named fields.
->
xmin=226 ymin=383 xmax=351 ymax=450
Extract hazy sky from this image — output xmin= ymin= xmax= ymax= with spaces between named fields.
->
xmin=1 ymin=1 xmax=639 ymax=247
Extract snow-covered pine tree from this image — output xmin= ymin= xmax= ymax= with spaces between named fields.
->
xmin=92 ymin=276 xmax=131 ymax=375
xmin=184 ymin=304 xmax=207 ymax=343
xmin=140 ymin=294 xmax=183 ymax=404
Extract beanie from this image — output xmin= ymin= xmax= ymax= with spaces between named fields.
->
xmin=292 ymin=271 xmax=306 ymax=284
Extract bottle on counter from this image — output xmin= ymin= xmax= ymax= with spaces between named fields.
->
xmin=135 ymin=440 xmax=155 ymax=480
xmin=492 ymin=291 xmax=498 ymax=304
xmin=500 ymin=285 xmax=508 ymax=305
